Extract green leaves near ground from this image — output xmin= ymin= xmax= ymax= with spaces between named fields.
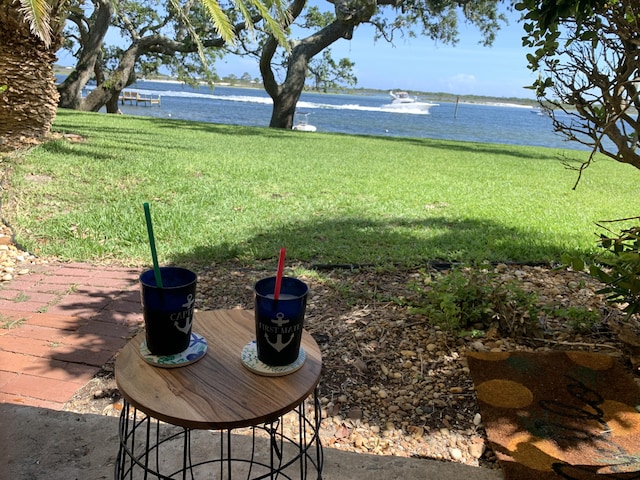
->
xmin=3 ymin=109 xmax=640 ymax=268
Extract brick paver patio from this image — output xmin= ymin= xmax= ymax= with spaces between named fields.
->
xmin=0 ymin=263 xmax=142 ymax=409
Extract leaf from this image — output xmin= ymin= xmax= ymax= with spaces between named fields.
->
xmin=18 ymin=0 xmax=53 ymax=47
xmin=561 ymin=254 xmax=584 ymax=272
xmin=198 ymin=0 xmax=236 ymax=44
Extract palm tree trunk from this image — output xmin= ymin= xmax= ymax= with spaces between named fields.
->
xmin=0 ymin=1 xmax=64 ymax=145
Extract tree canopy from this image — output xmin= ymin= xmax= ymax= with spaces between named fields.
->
xmin=515 ymin=0 xmax=640 ymax=174
xmin=251 ymin=0 xmax=507 ymax=128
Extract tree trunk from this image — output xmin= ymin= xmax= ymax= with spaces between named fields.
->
xmin=58 ymin=0 xmax=114 ymax=109
xmin=0 ymin=1 xmax=64 ymax=144
xmin=79 ymin=33 xmax=222 ymax=113
xmin=105 ymin=94 xmax=120 ymax=114
xmin=261 ymin=1 xmax=361 ymax=129
xmin=81 ymin=45 xmax=140 ymax=112
xmin=268 ymin=48 xmax=311 ymax=129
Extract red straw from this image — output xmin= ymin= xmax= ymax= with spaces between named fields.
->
xmin=273 ymin=247 xmax=286 ymax=300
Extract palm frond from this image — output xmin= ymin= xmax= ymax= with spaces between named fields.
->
xmin=197 ymin=0 xmax=289 ymax=48
xmin=168 ymin=0 xmax=213 ymax=66
xmin=18 ymin=0 xmax=53 ymax=47
xmin=198 ymin=0 xmax=237 ymax=44
xmin=246 ymin=0 xmax=290 ymax=48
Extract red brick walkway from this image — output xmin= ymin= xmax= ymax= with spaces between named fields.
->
xmin=0 ymin=262 xmax=142 ymax=409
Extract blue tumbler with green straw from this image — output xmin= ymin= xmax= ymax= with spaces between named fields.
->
xmin=140 ymin=266 xmax=197 ymax=355
xmin=141 ymin=202 xmax=197 ymax=355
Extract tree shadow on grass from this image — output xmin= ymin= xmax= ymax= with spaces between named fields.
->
xmin=169 ymin=215 xmax=583 ymax=268
xmin=153 ymin=117 xmax=565 ymax=162
xmin=52 ymin=111 xmax=568 ymax=171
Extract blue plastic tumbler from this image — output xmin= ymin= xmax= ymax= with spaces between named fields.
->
xmin=254 ymin=276 xmax=308 ymax=366
xmin=140 ymin=267 xmax=197 ymax=356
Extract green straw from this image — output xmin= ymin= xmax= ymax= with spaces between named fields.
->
xmin=143 ymin=202 xmax=163 ymax=288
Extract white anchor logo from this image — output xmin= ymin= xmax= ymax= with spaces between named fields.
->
xmin=266 ymin=313 xmax=294 ymax=352
xmin=174 ymin=294 xmax=195 ymax=334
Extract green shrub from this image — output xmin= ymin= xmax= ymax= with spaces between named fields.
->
xmin=564 ymin=218 xmax=640 ymax=318
xmin=408 ymin=267 xmax=542 ymax=339
xmin=552 ymin=306 xmax=602 ymax=332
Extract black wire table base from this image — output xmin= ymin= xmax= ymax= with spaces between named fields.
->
xmin=115 ymin=392 xmax=323 ymax=480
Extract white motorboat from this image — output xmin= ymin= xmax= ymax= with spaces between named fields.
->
xmin=384 ymin=91 xmax=439 ymax=113
xmin=292 ymin=112 xmax=317 ymax=132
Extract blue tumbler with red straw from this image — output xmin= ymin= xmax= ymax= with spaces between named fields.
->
xmin=254 ymin=248 xmax=308 ymax=366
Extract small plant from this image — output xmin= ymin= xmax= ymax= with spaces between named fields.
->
xmin=408 ymin=267 xmax=541 ymax=338
xmin=554 ymin=306 xmax=602 ymax=332
xmin=0 ymin=315 xmax=26 ymax=329
xmin=11 ymin=292 xmax=30 ymax=303
xmin=564 ymin=217 xmax=640 ymax=318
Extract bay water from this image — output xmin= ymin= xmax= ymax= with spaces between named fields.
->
xmin=82 ymin=79 xmax=586 ymax=151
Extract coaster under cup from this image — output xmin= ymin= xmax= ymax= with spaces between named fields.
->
xmin=241 ymin=340 xmax=306 ymax=377
xmin=140 ymin=332 xmax=207 ymax=368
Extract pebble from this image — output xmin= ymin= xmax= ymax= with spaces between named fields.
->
xmin=0 ymin=223 xmax=42 ymax=283
xmin=449 ymin=447 xmax=463 ymax=460
xmin=469 ymin=442 xmax=486 ymax=459
xmin=347 ymin=407 xmax=362 ymax=420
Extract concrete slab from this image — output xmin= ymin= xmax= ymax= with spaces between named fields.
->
xmin=0 ymin=403 xmax=503 ymax=480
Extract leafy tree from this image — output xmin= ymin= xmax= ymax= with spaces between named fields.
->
xmin=58 ymin=0 xmax=114 ymax=110
xmin=519 ymin=1 xmax=640 ymax=323
xmin=256 ymin=0 xmax=506 ymax=129
xmin=515 ymin=0 xmax=640 ymax=175
xmin=308 ymin=50 xmax=356 ymax=92
xmin=59 ymin=0 xmax=288 ymax=112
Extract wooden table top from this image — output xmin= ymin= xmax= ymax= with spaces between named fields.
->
xmin=115 ymin=309 xmax=322 ymax=430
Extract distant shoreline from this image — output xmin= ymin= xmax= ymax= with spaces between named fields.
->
xmin=54 ymin=66 xmax=538 ymax=109
xmin=134 ymin=78 xmax=536 ymax=109
xmin=141 ymin=79 xmax=536 ymax=109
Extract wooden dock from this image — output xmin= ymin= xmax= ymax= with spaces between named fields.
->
xmin=119 ymin=90 xmax=161 ymax=106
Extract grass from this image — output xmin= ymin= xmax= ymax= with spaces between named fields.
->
xmin=0 ymin=315 xmax=26 ymax=329
xmin=3 ymin=109 xmax=639 ymax=268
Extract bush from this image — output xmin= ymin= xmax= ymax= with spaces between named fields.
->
xmin=564 ymin=218 xmax=640 ymax=318
xmin=408 ymin=267 xmax=542 ymax=339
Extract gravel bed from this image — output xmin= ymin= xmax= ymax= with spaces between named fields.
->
xmin=2 ymin=224 xmax=635 ymax=470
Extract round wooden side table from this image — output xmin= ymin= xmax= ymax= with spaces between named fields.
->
xmin=114 ymin=309 xmax=323 ymax=479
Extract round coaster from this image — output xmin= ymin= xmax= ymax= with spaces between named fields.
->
xmin=241 ymin=340 xmax=306 ymax=377
xmin=140 ymin=332 xmax=207 ymax=368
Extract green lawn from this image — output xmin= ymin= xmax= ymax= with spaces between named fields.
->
xmin=3 ymin=109 xmax=639 ymax=268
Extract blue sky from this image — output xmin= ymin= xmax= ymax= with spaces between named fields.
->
xmin=215 ymin=5 xmax=538 ymax=99
xmin=58 ymin=3 xmax=536 ymax=99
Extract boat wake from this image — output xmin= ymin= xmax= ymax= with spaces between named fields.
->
xmin=107 ymin=86 xmax=435 ymax=115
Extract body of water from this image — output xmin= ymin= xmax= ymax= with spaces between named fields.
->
xmin=79 ymin=79 xmax=585 ymax=151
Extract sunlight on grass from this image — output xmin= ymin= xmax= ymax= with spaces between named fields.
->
xmin=3 ymin=110 xmax=639 ymax=267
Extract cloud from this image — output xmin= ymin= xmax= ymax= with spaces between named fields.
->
xmin=448 ymin=74 xmax=477 ymax=87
